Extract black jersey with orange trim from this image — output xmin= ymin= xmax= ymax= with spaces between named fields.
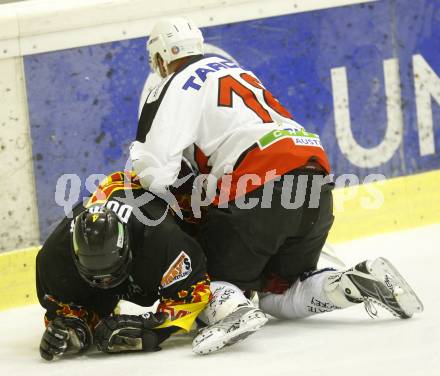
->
xmin=36 ymin=171 xmax=210 ymax=333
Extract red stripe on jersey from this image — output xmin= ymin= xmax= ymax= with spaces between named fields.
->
xmin=213 ymin=139 xmax=331 ymax=206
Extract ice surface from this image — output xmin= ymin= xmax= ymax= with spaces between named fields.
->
xmin=1 ymin=224 xmax=439 ymax=376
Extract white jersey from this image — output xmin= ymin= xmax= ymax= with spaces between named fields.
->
xmin=130 ymin=55 xmax=330 ymax=202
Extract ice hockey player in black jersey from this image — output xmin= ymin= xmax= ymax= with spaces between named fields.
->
xmin=130 ymin=17 xmax=424 ymax=355
xmin=36 ymin=171 xmax=212 ymax=360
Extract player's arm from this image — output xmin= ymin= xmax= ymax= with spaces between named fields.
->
xmin=103 ymin=277 xmax=212 ymax=354
xmin=169 ymin=157 xmax=206 ymax=236
xmin=35 ymin=227 xmax=105 ymax=361
xmin=130 ymin=77 xmax=204 ymax=194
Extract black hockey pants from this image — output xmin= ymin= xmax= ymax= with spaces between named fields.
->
xmin=198 ymin=169 xmax=334 ymax=291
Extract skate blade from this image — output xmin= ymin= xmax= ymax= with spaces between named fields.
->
xmin=192 ymin=310 xmax=268 ymax=355
xmin=369 ymin=257 xmax=424 ymax=318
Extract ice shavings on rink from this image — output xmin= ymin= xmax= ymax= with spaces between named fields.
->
xmin=1 ymin=223 xmax=439 ymax=376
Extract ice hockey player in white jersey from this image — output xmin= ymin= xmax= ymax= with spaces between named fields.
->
xmin=130 ymin=17 xmax=423 ymax=355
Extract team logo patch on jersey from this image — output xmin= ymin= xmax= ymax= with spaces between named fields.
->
xmin=258 ymin=129 xmax=323 ymax=149
xmin=161 ymin=251 xmax=192 ymax=288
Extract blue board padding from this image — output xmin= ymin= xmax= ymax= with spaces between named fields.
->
xmin=24 ymin=0 xmax=440 ymax=241
xmin=25 ymin=40 xmax=147 ymax=236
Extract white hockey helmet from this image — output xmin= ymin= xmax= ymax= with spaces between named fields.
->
xmin=147 ymin=17 xmax=204 ymax=75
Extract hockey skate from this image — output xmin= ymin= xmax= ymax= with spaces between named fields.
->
xmin=192 ymin=304 xmax=268 ymax=355
xmin=326 ymin=257 xmax=424 ymax=319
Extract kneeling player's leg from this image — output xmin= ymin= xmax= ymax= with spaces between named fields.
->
xmin=260 ymin=183 xmax=423 ymax=320
xmin=198 ymin=202 xmax=280 ymax=291
xmin=259 ymin=268 xmax=343 ymax=319
xmin=259 ymin=182 xmax=336 ymax=319
xmin=260 ymin=259 xmax=424 ymax=320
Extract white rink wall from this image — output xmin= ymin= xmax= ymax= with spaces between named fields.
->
xmin=0 ymin=0 xmax=377 ymax=252
xmin=0 ymin=56 xmax=39 ymax=250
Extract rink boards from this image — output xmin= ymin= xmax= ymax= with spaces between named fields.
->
xmin=1 ymin=169 xmax=438 ymax=311
xmin=22 ymin=0 xmax=440 ymax=241
xmin=0 ymin=0 xmax=439 ymax=310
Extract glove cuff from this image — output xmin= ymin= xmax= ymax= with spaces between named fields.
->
xmin=62 ymin=316 xmax=93 ymax=353
xmin=141 ymin=330 xmax=160 ymax=351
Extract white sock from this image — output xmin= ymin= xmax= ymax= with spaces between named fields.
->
xmin=259 ymin=269 xmax=357 ymax=319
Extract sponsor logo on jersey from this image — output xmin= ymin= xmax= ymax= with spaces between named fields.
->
xmin=292 ymin=135 xmax=322 ymax=147
xmin=161 ymin=251 xmax=192 ymax=288
xmin=258 ymin=128 xmax=323 ymax=149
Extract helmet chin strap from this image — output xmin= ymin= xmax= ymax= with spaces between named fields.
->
xmin=163 ymin=63 xmax=170 ymax=77
xmin=155 ymin=53 xmax=170 ymax=78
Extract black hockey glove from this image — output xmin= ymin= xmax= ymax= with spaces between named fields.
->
xmin=94 ymin=312 xmax=168 ymax=353
xmin=40 ymin=316 xmax=92 ymax=361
